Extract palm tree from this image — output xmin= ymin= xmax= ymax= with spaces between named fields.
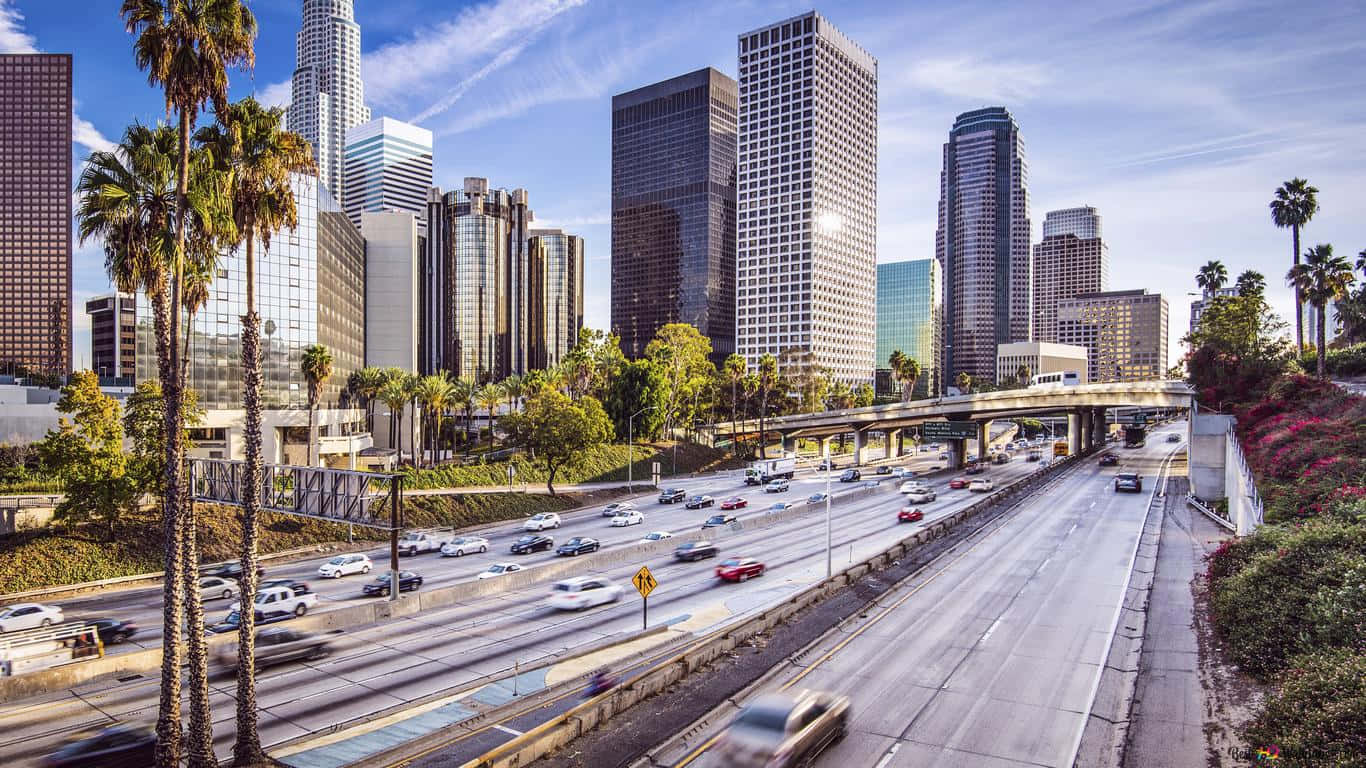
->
xmin=1235 ymin=269 xmax=1266 ymax=299
xmin=406 ymin=373 xmax=423 ymax=466
xmin=378 ymin=379 xmax=408 ymax=453
xmin=413 ymin=374 xmax=455 ymax=467
xmin=300 ymin=345 xmax=333 ymax=467
xmin=501 ymin=374 xmax=523 ymax=415
xmin=1195 ymin=260 xmax=1228 ymax=295
xmin=1288 ymin=244 xmax=1355 ymax=377
xmin=955 ymin=371 xmax=973 ymax=395
xmin=756 ymin=353 xmax=777 ymax=459
xmin=723 ymin=354 xmax=745 ymax=456
xmin=1015 ymin=364 xmax=1032 ymax=387
xmin=1270 ymin=178 xmax=1321 ymax=352
xmin=888 ymin=350 xmax=921 ymax=403
xmin=477 ymin=383 xmax=503 ymax=451
xmin=350 ymin=366 xmax=386 ymax=435
xmin=195 ymin=95 xmax=313 ymax=767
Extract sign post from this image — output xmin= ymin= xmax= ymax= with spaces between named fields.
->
xmin=506 ymin=464 xmax=516 ymax=493
xmin=632 ymin=565 xmax=657 ymax=629
xmin=651 ymin=462 xmax=661 ymax=488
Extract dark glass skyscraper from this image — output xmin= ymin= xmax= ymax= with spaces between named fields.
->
xmin=611 ymin=67 xmax=737 ymax=360
xmin=936 ymin=107 xmax=1031 ymax=389
xmin=0 ymin=54 xmax=72 ymax=376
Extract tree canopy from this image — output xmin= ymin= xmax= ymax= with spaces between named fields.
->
xmin=500 ymin=390 xmax=613 ymax=494
xmin=36 ymin=371 xmax=137 ymax=540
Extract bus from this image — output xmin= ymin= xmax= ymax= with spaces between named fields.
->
xmin=1030 ymin=371 xmax=1081 ymax=388
xmin=1053 ymin=441 xmax=1070 ymax=457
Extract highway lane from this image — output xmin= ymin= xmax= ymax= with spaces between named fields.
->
xmin=0 ymin=449 xmax=1043 ymax=766
xmin=28 ymin=449 xmax=962 ymax=654
xmin=667 ymin=424 xmax=1182 ymax=768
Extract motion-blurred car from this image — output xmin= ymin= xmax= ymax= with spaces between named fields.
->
xmin=948 ymin=477 xmax=970 ymax=490
xmin=898 ymin=507 xmax=925 ymax=523
xmin=875 ymin=465 xmax=892 ymax=475
xmin=640 ymin=531 xmax=673 ymax=543
xmin=702 ymin=514 xmax=738 ymax=529
xmin=839 ymin=468 xmax=861 ymax=482
xmin=546 ymin=577 xmax=624 ymax=611
xmin=200 ymin=561 xmax=263 ymax=582
xmin=362 ymin=571 xmax=423 ymax=596
xmin=969 ymin=478 xmax=995 ymax=493
xmin=903 ymin=487 xmax=936 ymax=504
xmin=511 ymin=534 xmax=554 ymax=554
xmin=964 ymin=463 xmax=985 ymax=475
xmin=807 ymin=492 xmax=829 ymax=504
xmin=477 ymin=562 xmax=523 ymax=580
xmin=769 ymin=501 xmax=797 ymax=512
xmin=214 ymin=627 xmax=330 ymax=671
xmin=440 ymin=536 xmax=490 ymax=557
xmin=675 ymin=540 xmax=719 ymax=561
xmin=715 ymin=558 xmax=765 ymax=582
xmin=720 ymin=496 xmax=748 ymax=510
xmin=0 ymin=603 xmax=63 ymax=632
xmin=658 ymin=488 xmax=687 ymax=503
xmin=41 ymin=724 xmax=155 ymax=768
xmin=715 ymin=690 xmax=849 ymax=768
xmin=1167 ymin=433 xmax=1181 ymax=443
xmin=317 ymin=553 xmax=372 ymax=578
xmin=260 ymin=578 xmax=311 ymax=595
xmin=1114 ymin=472 xmax=1143 ymax=493
xmin=1098 ymin=454 xmax=1119 ymax=467
xmin=523 ymin=512 xmax=561 ymax=531
xmin=816 ymin=459 xmax=837 ymax=471
xmin=556 ymin=536 xmax=600 ymax=556
xmin=1027 ymin=450 xmax=1042 ymax=461
xmin=601 ymin=501 xmax=635 ymax=517
xmin=198 ymin=575 xmax=239 ymax=601
xmin=87 ymin=618 xmax=138 ymax=645
xmin=899 ymin=480 xmax=930 ymax=495
xmin=610 ymin=510 xmax=645 ymax=527
xmin=685 ymin=494 xmax=715 ymax=510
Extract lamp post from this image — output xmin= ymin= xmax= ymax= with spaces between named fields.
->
xmin=825 ymin=453 xmax=832 ymax=579
xmin=628 ymin=406 xmax=658 ymax=493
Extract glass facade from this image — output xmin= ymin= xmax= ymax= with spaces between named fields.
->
xmin=936 ymin=106 xmax=1031 ymax=388
xmin=289 ymin=0 xmax=370 ymax=206
xmin=0 ymin=54 xmax=71 ymax=376
xmin=528 ymin=229 xmax=585 ymax=369
xmin=136 ymin=175 xmax=366 ymax=409
xmin=343 ymin=117 xmax=432 ymax=231
xmin=611 ymin=67 xmax=737 ymax=361
xmin=875 ymin=259 xmax=941 ymax=398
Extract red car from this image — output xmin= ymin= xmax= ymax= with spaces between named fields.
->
xmin=715 ymin=557 xmax=765 ymax=582
xmin=898 ymin=506 xmax=924 ymax=523
xmin=720 ymin=496 xmax=748 ymax=510
xmin=948 ymin=477 xmax=969 ymax=489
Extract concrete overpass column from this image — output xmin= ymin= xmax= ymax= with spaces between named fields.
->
xmin=853 ymin=429 xmax=869 ymax=466
xmin=1092 ymin=407 xmax=1106 ymax=449
xmin=977 ymin=420 xmax=992 ymax=462
xmin=818 ymin=436 xmax=832 ymax=459
xmin=1069 ymin=411 xmax=1082 ymax=456
xmin=1082 ymin=410 xmax=1094 ymax=452
xmin=951 ymin=438 xmax=967 ymax=469
xmin=886 ymin=429 xmax=901 ymax=460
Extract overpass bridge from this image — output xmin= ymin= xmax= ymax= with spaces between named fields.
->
xmin=712 ymin=380 xmax=1195 ymax=467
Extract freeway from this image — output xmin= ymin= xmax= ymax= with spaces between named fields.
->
xmin=656 ymin=424 xmax=1183 ymax=768
xmin=0 ymin=445 xmax=1045 ymax=766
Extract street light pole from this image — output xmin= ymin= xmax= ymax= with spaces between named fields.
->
xmin=825 ymin=457 xmax=832 ymax=579
xmin=628 ymin=406 xmax=657 ymax=493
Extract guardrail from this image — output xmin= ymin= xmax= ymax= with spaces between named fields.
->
xmin=1226 ymin=424 xmax=1264 ymax=532
xmin=455 ymin=453 xmax=1084 ymax=768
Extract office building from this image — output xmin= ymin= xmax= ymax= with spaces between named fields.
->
xmin=0 ymin=54 xmax=72 ymax=377
xmin=1189 ymin=286 xmax=1238 ymax=335
xmin=288 ymin=0 xmax=371 ymax=205
xmin=344 ymin=117 xmax=433 ymax=231
xmin=874 ymin=259 xmax=941 ymax=399
xmin=936 ymin=107 xmax=1031 ymax=388
xmin=611 ymin=68 xmax=737 ymax=361
xmin=1057 ymin=289 xmax=1169 ymax=383
xmin=995 ymin=341 xmax=1089 ymax=385
xmin=527 ymin=229 xmax=585 ymax=370
xmin=735 ymin=12 xmax=878 ymax=383
xmin=85 ymin=293 xmax=137 ymax=382
xmin=1033 ymin=206 xmax=1108 ymax=343
xmin=362 ymin=211 xmax=421 ymax=373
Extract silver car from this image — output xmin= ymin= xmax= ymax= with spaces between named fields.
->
xmin=716 ymin=690 xmax=850 ymax=767
xmin=440 ymin=536 xmax=490 ymax=557
xmin=198 ymin=576 xmax=240 ymax=601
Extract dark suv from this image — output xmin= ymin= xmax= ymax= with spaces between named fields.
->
xmin=658 ymin=488 xmax=686 ymax=503
xmin=674 ymin=540 xmax=719 ymax=561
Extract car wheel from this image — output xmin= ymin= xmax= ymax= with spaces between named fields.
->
xmin=554 ymin=521 xmax=561 ymax=528
xmin=222 ymin=589 xmax=233 ymax=600
xmin=739 ymin=572 xmax=749 ymax=582
xmin=455 ymin=549 xmax=465 ymax=557
xmin=113 ymin=632 xmax=128 ymax=644
xmin=479 ymin=545 xmax=487 ymax=553
xmin=294 ymin=604 xmax=308 ymax=616
xmin=40 ymin=618 xmax=51 ymax=628
xmin=308 ymin=645 xmax=328 ymax=660
xmin=362 ymin=565 xmax=371 ymax=574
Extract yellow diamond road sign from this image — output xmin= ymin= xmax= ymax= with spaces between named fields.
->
xmin=632 ymin=566 xmax=657 ymax=599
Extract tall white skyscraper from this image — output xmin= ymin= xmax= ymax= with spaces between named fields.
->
xmin=344 ymin=117 xmax=433 ymax=231
xmin=735 ymin=12 xmax=878 ymax=384
xmin=289 ymin=0 xmax=370 ymax=206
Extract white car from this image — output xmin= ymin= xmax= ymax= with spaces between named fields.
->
xmin=969 ymin=478 xmax=995 ymax=493
xmin=0 ymin=603 xmax=64 ymax=632
xmin=640 ymin=531 xmax=674 ymax=543
xmin=199 ymin=575 xmax=240 ymax=601
xmin=524 ymin=513 xmax=562 ymax=531
xmin=904 ymin=488 xmax=937 ymax=503
xmin=546 ymin=576 xmax=625 ymax=611
xmin=440 ymin=536 xmax=491 ymax=557
xmin=899 ymin=481 xmax=930 ymax=495
xmin=611 ymin=510 xmax=645 ymax=527
xmin=601 ymin=501 xmax=635 ymax=518
xmin=317 ymin=553 xmax=372 ymax=578
xmin=477 ymin=562 xmax=524 ymax=580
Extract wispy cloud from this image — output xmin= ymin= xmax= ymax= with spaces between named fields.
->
xmin=72 ymin=114 xmax=115 ymax=153
xmin=905 ymin=56 xmax=1052 ymax=103
xmin=1 ymin=1 xmax=114 ymax=153
xmin=257 ymin=79 xmax=291 ymax=109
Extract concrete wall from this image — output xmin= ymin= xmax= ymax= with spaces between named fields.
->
xmin=1188 ymin=413 xmax=1232 ymax=501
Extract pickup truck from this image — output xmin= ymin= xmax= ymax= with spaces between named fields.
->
xmin=397 ymin=528 xmax=455 ymax=556
xmin=212 ymin=587 xmax=317 ymax=633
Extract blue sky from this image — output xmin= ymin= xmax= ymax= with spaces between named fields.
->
xmin=3 ymin=0 xmax=1365 ymax=370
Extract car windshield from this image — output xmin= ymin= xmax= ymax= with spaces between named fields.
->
xmin=565 ymin=538 xmax=582 ymax=545
xmin=517 ymin=535 xmax=535 ymax=543
xmin=488 ymin=565 xmax=506 ymax=574
xmin=707 ymin=516 xmax=723 ymax=523
xmin=646 ymin=533 xmax=661 ymax=540
xmin=530 ymin=514 xmax=546 ymax=521
xmin=327 ymin=556 xmax=346 ymax=565
xmin=720 ymin=559 xmax=741 ymax=567
xmin=1118 ymin=473 xmax=1139 ymax=480
xmin=552 ymin=583 xmax=572 ymax=592
xmin=733 ymin=705 xmax=791 ymax=734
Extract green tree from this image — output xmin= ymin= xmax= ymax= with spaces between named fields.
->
xmin=645 ymin=324 xmax=715 ymax=435
xmin=604 ymin=359 xmax=668 ymax=441
xmin=300 ymin=344 xmax=333 ymax=467
xmin=722 ymin=354 xmax=746 ymax=454
xmin=500 ymin=373 xmax=523 ymax=415
xmin=35 ymin=372 xmax=137 ymax=542
xmin=349 ymin=366 xmax=386 ymax=435
xmin=500 ymin=390 xmax=613 ymax=494
xmin=1235 ymin=269 xmax=1267 ymax=299
xmin=124 ymin=381 xmax=202 ymax=500
xmin=476 ymin=383 xmax=503 ymax=451
xmin=1270 ymin=178 xmax=1320 ymax=353
xmin=888 ymin=349 xmax=921 ymax=402
xmin=1287 ymin=244 xmax=1355 ymax=377
xmin=756 ymin=353 xmax=778 ymax=458
xmin=413 ymin=374 xmax=455 ymax=467
xmin=853 ymin=383 xmax=875 ymax=408
xmin=378 ymin=378 xmax=408 ymax=453
xmin=1196 ymin=260 xmax=1228 ymax=294
xmin=954 ymin=371 xmax=974 ymax=394
xmin=1014 ymin=364 xmax=1032 ymax=388
xmin=1184 ymin=292 xmax=1294 ymax=406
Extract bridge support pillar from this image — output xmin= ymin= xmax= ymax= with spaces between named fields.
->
xmin=1069 ymin=411 xmax=1082 ymax=456
xmin=853 ymin=429 xmax=869 ymax=466
xmin=886 ymin=429 xmax=902 ymax=460
xmin=977 ymin=420 xmax=992 ymax=462
xmin=817 ymin=436 xmax=832 ymax=459
xmin=1091 ymin=407 xmax=1106 ymax=450
xmin=950 ymin=438 xmax=967 ymax=469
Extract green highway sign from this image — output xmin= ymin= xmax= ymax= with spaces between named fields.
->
xmin=922 ymin=421 xmax=978 ymax=441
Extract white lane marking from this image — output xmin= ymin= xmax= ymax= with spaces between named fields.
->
xmin=1066 ymin=522 xmax=1079 ymax=537
xmin=492 ymin=724 xmax=523 ymax=736
xmin=1036 ymin=556 xmax=1052 ymax=574
xmin=874 ymin=743 xmax=901 ymax=768
xmin=980 ymin=617 xmax=1002 ymax=643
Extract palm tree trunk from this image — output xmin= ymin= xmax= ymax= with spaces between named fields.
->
xmin=730 ymin=381 xmax=738 ymax=457
xmin=234 ymin=226 xmax=266 ymax=766
xmin=1318 ymin=305 xmax=1328 ymax=377
xmin=151 ymin=285 xmax=184 ymax=768
xmin=1293 ymin=224 xmax=1304 ymax=353
xmin=307 ymin=405 xmax=317 ymax=466
xmin=409 ymin=398 xmax=418 ymax=466
xmin=758 ymin=391 xmax=768 ymax=459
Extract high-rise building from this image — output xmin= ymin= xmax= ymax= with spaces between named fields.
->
xmin=936 ymin=107 xmax=1031 ymax=388
xmin=344 ymin=117 xmax=433 ymax=231
xmin=362 ymin=211 xmax=421 ymax=374
xmin=611 ymin=68 xmax=737 ymax=361
xmin=995 ymin=341 xmax=1089 ymax=385
xmin=85 ymin=293 xmax=137 ymax=382
xmin=0 ymin=54 xmax=72 ymax=377
xmin=1032 ymin=206 xmax=1108 ymax=343
xmin=735 ymin=12 xmax=878 ymax=383
xmin=288 ymin=0 xmax=370 ymax=205
xmin=528 ymin=229 xmax=585 ymax=370
xmin=874 ymin=259 xmax=941 ymax=399
xmin=1057 ymin=289 xmax=1169 ymax=383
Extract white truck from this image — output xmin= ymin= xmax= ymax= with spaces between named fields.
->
xmin=745 ymin=457 xmax=796 ymax=485
xmin=218 ymin=586 xmax=318 ymax=631
xmin=397 ymin=527 xmax=456 ymax=556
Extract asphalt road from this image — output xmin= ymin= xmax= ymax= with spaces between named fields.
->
xmin=0 ymin=444 xmax=1042 ymax=766
xmin=663 ymin=425 xmax=1183 ymax=768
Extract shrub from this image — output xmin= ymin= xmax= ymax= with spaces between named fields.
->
xmin=1243 ymin=648 xmax=1366 ymax=767
xmin=398 ymin=442 xmax=739 ymax=491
